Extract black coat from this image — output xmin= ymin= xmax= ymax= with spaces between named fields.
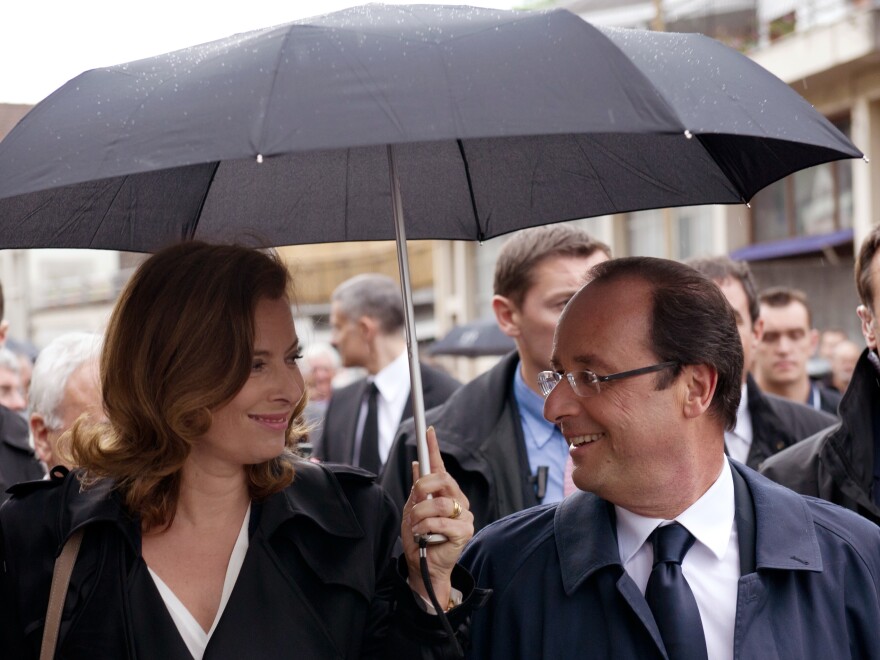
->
xmin=316 ymin=361 xmax=460 ymax=467
xmin=382 ymin=352 xmax=535 ymax=532
xmin=743 ymin=375 xmax=836 ymax=470
xmin=0 ymin=405 xmax=44 ymax=503
xmin=0 ymin=461 xmax=484 ymax=659
xmin=760 ymin=349 xmax=880 ymax=525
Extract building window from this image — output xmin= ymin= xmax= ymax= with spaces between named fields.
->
xmin=750 ymin=117 xmax=852 ymax=243
xmin=625 ymin=205 xmax=715 ymax=260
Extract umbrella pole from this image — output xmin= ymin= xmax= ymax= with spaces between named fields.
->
xmin=388 ymin=144 xmax=446 ymax=544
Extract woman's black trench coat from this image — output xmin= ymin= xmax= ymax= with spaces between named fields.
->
xmin=0 ymin=461 xmax=484 ymax=659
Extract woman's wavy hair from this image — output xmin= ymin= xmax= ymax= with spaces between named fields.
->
xmin=68 ymin=241 xmax=308 ymax=530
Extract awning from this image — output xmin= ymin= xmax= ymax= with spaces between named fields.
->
xmin=729 ymin=228 xmax=854 ymax=262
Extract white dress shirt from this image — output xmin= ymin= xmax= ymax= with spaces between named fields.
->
xmin=616 ymin=460 xmax=740 ymax=660
xmin=724 ymin=383 xmax=752 ymax=464
xmin=148 ymin=506 xmax=250 ymax=659
xmin=355 ymin=349 xmax=411 ymax=466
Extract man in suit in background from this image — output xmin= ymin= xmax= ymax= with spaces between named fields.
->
xmin=315 ymin=273 xmax=459 ymax=473
xmin=687 ymin=256 xmax=835 ymax=469
xmin=461 ymin=257 xmax=880 ymax=659
xmin=382 ymin=224 xmax=610 ymax=530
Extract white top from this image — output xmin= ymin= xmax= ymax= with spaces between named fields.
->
xmin=616 ymin=460 xmax=740 ymax=660
xmin=355 ymin=349 xmax=411 ymax=466
xmin=724 ymin=383 xmax=752 ymax=464
xmin=147 ymin=506 xmax=251 ymax=660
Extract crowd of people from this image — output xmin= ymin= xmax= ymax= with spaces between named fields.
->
xmin=0 ymin=223 xmax=879 ymax=658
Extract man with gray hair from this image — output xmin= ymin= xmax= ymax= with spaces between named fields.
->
xmin=29 ymin=332 xmax=104 ymax=471
xmin=315 ymin=274 xmax=460 ymax=472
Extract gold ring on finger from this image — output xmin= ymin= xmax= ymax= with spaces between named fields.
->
xmin=450 ymin=499 xmax=462 ymax=520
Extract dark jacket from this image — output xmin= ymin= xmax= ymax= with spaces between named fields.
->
xmin=382 ymin=352 xmax=534 ymax=532
xmin=0 ymin=461 xmax=485 ymax=659
xmin=812 ymin=380 xmax=843 ymax=416
xmin=460 ymin=460 xmax=880 ymax=659
xmin=0 ymin=405 xmax=44 ymax=503
xmin=744 ymin=375 xmax=836 ymax=470
xmin=317 ymin=362 xmax=460 ymax=466
xmin=760 ymin=349 xmax=880 ymax=525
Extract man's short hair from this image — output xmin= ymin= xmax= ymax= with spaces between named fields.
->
xmin=29 ymin=332 xmax=103 ymax=430
xmin=855 ymin=224 xmax=880 ymax=309
xmin=331 ymin=274 xmax=404 ymax=334
xmin=589 ymin=257 xmax=743 ymax=431
xmin=493 ymin=224 xmax=611 ymax=307
xmin=685 ymin=255 xmax=760 ymax=327
xmin=759 ymin=287 xmax=813 ymax=327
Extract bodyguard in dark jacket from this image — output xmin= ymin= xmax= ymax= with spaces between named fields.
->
xmin=383 ymin=226 xmax=611 ymax=530
xmin=761 ymin=348 xmax=880 ymax=525
xmin=744 ymin=374 xmax=836 ymax=469
xmin=383 ymin=352 xmax=533 ymax=531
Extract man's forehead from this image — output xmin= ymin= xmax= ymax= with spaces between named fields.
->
xmin=761 ymin=300 xmax=810 ymax=327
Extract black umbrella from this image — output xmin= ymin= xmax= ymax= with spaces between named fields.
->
xmin=428 ymin=319 xmax=515 ymax=358
xmin=0 ymin=4 xmax=862 ymax=481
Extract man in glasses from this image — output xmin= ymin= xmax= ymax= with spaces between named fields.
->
xmin=460 ymin=257 xmax=880 ymax=660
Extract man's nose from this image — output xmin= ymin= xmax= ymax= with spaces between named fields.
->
xmin=542 ymin=376 xmax=578 ymax=424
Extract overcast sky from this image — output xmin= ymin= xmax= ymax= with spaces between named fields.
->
xmin=1 ymin=1 xmax=516 ymax=104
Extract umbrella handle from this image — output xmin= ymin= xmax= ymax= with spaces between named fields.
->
xmin=388 ymin=145 xmax=448 ymax=545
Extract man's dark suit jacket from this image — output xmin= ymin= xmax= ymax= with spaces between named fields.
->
xmin=741 ymin=375 xmax=836 ymax=469
xmin=0 ymin=405 xmax=44 ymax=503
xmin=315 ymin=362 xmax=460 ymax=470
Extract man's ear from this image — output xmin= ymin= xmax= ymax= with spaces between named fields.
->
xmin=751 ymin=317 xmax=764 ymax=343
xmin=681 ymin=364 xmax=717 ymax=420
xmin=492 ymin=295 xmax=520 ymax=338
xmin=358 ymin=315 xmax=378 ymax=342
xmin=858 ymin=305 xmax=877 ymax=350
xmin=30 ymin=413 xmax=52 ymax=466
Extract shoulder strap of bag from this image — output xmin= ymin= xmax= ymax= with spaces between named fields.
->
xmin=40 ymin=527 xmax=85 ymax=660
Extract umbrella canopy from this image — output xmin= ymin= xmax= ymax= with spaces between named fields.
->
xmin=428 ymin=319 xmax=515 ymax=358
xmin=0 ymin=3 xmax=862 ymax=493
xmin=0 ymin=4 xmax=861 ymax=250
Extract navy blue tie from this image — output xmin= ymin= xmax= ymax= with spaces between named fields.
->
xmin=645 ymin=523 xmax=709 ymax=660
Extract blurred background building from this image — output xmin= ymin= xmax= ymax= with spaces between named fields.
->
xmin=0 ymin=0 xmax=877 ymax=376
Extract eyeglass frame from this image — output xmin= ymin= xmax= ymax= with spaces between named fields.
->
xmin=538 ymin=361 xmax=680 ymax=398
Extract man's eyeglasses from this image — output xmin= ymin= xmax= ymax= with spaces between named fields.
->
xmin=538 ymin=361 xmax=679 ymax=398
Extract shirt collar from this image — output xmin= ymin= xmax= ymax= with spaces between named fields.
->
xmin=615 ymin=459 xmax=735 ymax=565
xmin=732 ymin=382 xmax=752 ymax=443
xmin=513 ymin=364 xmax=557 ymax=449
xmin=372 ymin=349 xmax=409 ymax=401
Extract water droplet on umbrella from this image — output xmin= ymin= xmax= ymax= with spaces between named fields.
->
xmin=864 ymin=156 xmax=871 ymax=163
xmin=684 ymin=130 xmax=693 ymax=139
xmin=256 ymin=154 xmax=264 ymax=164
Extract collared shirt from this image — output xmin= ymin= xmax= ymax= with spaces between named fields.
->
xmin=616 ymin=460 xmax=740 ymax=660
xmin=513 ymin=365 xmax=568 ymax=504
xmin=355 ymin=349 xmax=411 ymax=466
xmin=725 ymin=383 xmax=752 ymax=463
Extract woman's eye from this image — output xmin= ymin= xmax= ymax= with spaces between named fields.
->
xmin=286 ymin=353 xmax=303 ymax=365
xmin=251 ymin=360 xmax=266 ymax=371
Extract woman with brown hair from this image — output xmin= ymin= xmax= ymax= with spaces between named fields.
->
xmin=0 ymin=241 xmax=478 ymax=659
